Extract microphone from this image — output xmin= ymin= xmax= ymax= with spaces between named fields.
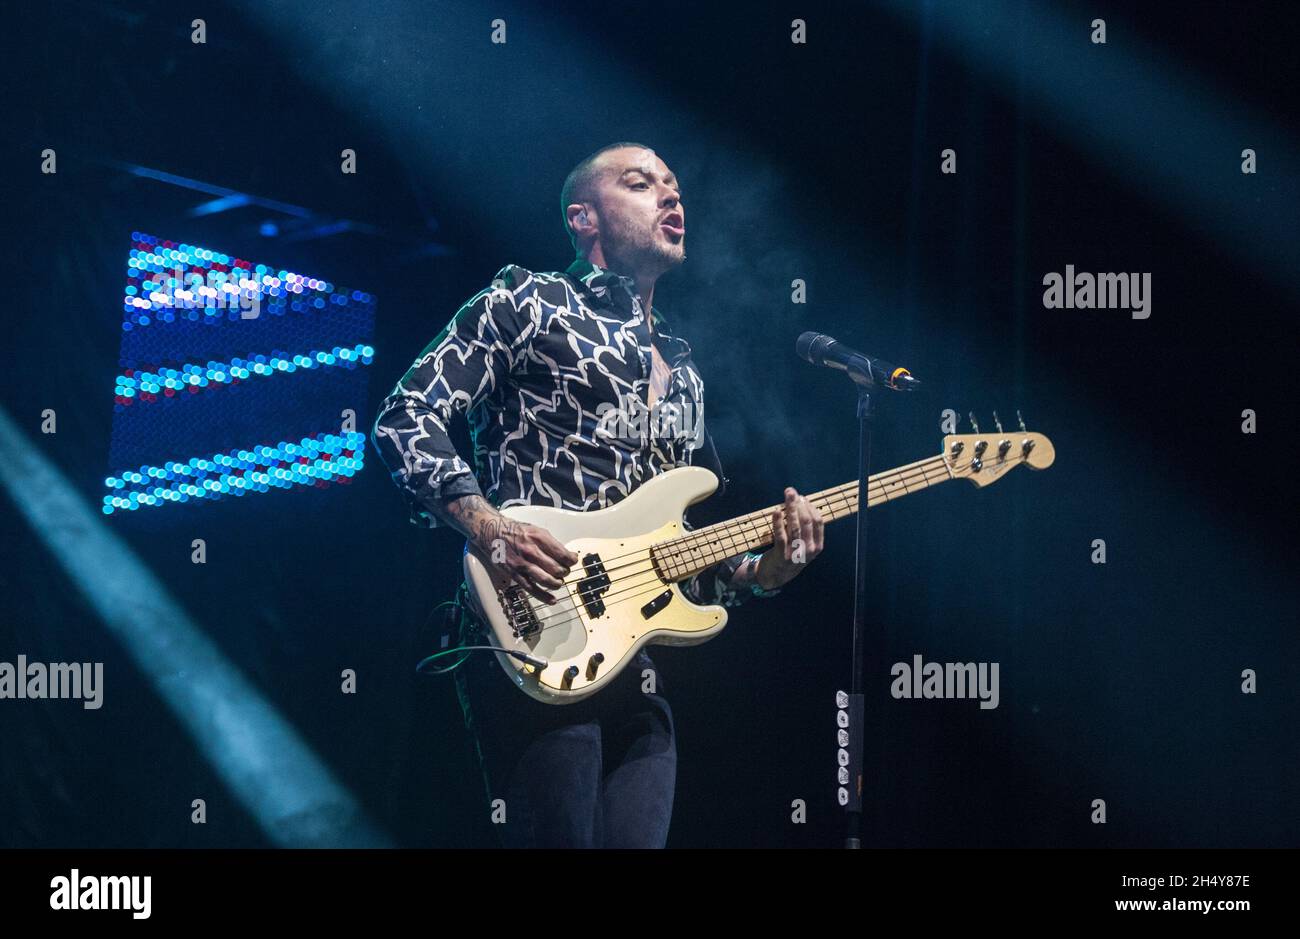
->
xmin=796 ymin=331 xmax=919 ymax=391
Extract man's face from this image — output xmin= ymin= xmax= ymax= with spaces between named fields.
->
xmin=588 ymin=148 xmax=685 ymax=276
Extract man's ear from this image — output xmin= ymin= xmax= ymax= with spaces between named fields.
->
xmin=567 ymin=203 xmax=593 ymax=240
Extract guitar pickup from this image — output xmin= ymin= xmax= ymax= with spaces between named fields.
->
xmin=640 ymin=589 xmax=672 ymax=620
xmin=577 ymin=553 xmax=611 ymax=619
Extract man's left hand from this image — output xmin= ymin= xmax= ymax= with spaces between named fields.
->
xmin=756 ymin=487 xmax=825 ymax=590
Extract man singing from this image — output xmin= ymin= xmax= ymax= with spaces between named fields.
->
xmin=371 ymin=143 xmax=825 ymax=848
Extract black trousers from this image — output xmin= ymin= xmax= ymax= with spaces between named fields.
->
xmin=454 ymin=631 xmax=677 ymax=848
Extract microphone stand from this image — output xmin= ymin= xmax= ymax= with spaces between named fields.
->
xmin=843 ymin=387 xmax=873 ymax=849
xmin=838 ymin=373 xmax=916 ymax=850
xmin=795 ymin=332 xmax=916 ymax=849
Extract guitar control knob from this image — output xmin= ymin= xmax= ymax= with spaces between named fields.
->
xmin=563 ymin=665 xmax=579 ymax=685
xmin=586 ymin=652 xmax=605 ymax=679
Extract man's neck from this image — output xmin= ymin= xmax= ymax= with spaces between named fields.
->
xmin=639 ymin=280 xmax=655 ymax=332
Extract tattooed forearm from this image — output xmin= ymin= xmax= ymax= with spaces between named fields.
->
xmin=439 ymin=493 xmax=506 ymax=546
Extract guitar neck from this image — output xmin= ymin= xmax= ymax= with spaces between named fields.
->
xmin=654 ymin=453 xmax=953 ymax=583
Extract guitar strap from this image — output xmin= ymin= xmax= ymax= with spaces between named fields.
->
xmin=693 ymin=417 xmax=730 ymax=499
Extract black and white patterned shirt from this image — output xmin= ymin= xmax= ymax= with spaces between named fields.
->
xmin=371 ymin=257 xmax=778 ymax=607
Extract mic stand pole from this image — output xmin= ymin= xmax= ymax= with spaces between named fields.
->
xmin=842 ymin=386 xmax=873 ymax=849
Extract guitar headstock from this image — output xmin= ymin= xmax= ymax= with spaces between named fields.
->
xmin=942 ymin=411 xmax=1055 ymax=488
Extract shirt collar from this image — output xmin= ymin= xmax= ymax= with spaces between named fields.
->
xmin=564 ymin=257 xmax=691 ymax=360
xmin=566 ymin=256 xmax=634 ymax=293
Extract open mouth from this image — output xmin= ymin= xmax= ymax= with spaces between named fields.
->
xmin=659 ymin=213 xmax=685 ymax=238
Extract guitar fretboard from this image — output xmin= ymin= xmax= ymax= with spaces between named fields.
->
xmin=652 ymin=454 xmax=952 ymax=583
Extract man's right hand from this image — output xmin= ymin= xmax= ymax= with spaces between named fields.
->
xmin=441 ymin=494 xmax=579 ymax=605
xmin=476 ymin=516 xmax=579 ymax=605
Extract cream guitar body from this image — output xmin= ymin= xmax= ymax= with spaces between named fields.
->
xmin=462 ymin=466 xmax=729 ymax=704
xmin=462 ymin=427 xmax=1055 ymax=704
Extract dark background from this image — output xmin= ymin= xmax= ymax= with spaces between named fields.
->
xmin=2 ymin=0 xmax=1295 ymax=847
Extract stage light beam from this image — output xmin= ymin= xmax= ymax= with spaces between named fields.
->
xmin=0 ymin=407 xmax=392 ymax=848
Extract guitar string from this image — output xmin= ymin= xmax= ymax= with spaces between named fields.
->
xmin=506 ymin=456 xmax=959 ymax=631
xmin=647 ymin=455 xmax=953 ymax=579
xmin=538 ymin=455 xmax=952 ymax=599
xmin=638 ymin=444 xmax=1027 ymax=580
xmin=488 ymin=455 xmax=944 ymax=599
xmin=506 ymin=456 xmax=961 ymax=638
xmin=506 ymin=455 xmax=951 ymax=622
xmin=509 ymin=460 xmax=956 ymax=645
xmin=508 ymin=453 xmax=954 ymax=600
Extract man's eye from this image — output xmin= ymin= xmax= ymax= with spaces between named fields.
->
xmin=632 ymin=182 xmax=649 ymax=189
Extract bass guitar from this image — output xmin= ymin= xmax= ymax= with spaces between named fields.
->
xmin=462 ymin=425 xmax=1055 ymax=703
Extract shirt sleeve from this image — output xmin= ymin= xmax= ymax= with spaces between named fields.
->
xmin=677 ymin=517 xmax=782 ymax=608
xmin=370 ymin=265 xmax=538 ymax=528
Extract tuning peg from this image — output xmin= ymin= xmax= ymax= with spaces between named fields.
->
xmin=968 ymin=412 xmax=980 ymax=434
xmin=1016 ymin=410 xmax=1026 ymax=433
xmin=993 ymin=410 xmax=1003 ymax=434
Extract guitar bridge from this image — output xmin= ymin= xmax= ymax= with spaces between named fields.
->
xmin=502 ymin=585 xmax=541 ymax=638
